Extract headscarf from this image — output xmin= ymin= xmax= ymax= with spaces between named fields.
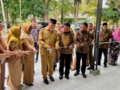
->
xmin=20 ymin=24 xmax=34 ymax=47
xmin=7 ymin=26 xmax=23 ymax=48
xmin=112 ymin=27 xmax=120 ymax=41
xmin=21 ymin=24 xmax=31 ymax=34
xmin=20 ymin=24 xmax=33 ymax=39
xmin=58 ymin=24 xmax=63 ymax=32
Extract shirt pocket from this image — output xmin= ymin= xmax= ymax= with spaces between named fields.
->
xmin=43 ymin=34 xmax=49 ymax=40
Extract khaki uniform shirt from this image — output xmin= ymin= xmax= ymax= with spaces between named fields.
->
xmin=39 ymin=27 xmax=59 ymax=56
xmin=99 ymin=30 xmax=113 ymax=49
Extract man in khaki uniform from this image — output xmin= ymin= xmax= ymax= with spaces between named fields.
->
xmin=87 ymin=23 xmax=95 ymax=70
xmin=39 ymin=19 xmax=59 ymax=85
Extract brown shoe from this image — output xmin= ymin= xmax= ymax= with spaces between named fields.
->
xmin=71 ymin=68 xmax=75 ymax=71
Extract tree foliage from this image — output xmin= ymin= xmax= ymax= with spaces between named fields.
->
xmin=48 ymin=0 xmax=74 ymax=23
xmin=94 ymin=0 xmax=120 ymax=22
xmin=21 ymin=0 xmax=45 ymax=20
xmin=79 ymin=0 xmax=98 ymax=16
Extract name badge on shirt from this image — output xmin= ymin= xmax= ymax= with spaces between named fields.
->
xmin=1 ymin=58 xmax=5 ymax=64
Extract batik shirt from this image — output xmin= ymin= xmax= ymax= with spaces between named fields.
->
xmin=99 ymin=29 xmax=113 ymax=49
xmin=31 ymin=26 xmax=40 ymax=43
xmin=59 ymin=31 xmax=75 ymax=54
xmin=76 ymin=30 xmax=92 ymax=54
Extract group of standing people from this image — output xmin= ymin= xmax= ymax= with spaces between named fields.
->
xmin=0 ymin=18 xmax=120 ymax=90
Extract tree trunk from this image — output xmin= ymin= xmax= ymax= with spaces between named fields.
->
xmin=61 ymin=7 xmax=63 ymax=24
xmin=33 ymin=15 xmax=35 ymax=20
xmin=74 ymin=0 xmax=79 ymax=24
xmin=7 ymin=8 xmax=8 ymax=22
xmin=44 ymin=12 xmax=48 ymax=22
xmin=12 ymin=19 xmax=14 ymax=25
xmin=113 ymin=20 xmax=118 ymax=30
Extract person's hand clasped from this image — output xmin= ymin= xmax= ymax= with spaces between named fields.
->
xmin=76 ymin=43 xmax=80 ymax=47
xmin=16 ymin=51 xmax=22 ymax=57
xmin=69 ymin=45 xmax=73 ymax=49
xmin=37 ymin=41 xmax=39 ymax=45
xmin=33 ymin=48 xmax=38 ymax=53
xmin=109 ymin=38 xmax=112 ymax=43
xmin=6 ymin=53 xmax=11 ymax=58
xmin=56 ymin=46 xmax=59 ymax=50
xmin=25 ymin=51 xmax=30 ymax=55
xmin=80 ymin=43 xmax=84 ymax=46
xmin=47 ymin=46 xmax=51 ymax=49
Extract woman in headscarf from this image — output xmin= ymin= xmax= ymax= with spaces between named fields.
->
xmin=58 ymin=24 xmax=64 ymax=32
xmin=108 ymin=27 xmax=120 ymax=65
xmin=7 ymin=26 xmax=30 ymax=90
xmin=20 ymin=24 xmax=37 ymax=86
xmin=0 ymin=24 xmax=19 ymax=90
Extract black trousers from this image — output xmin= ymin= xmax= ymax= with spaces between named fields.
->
xmin=76 ymin=53 xmax=87 ymax=74
xmin=59 ymin=54 xmax=72 ymax=76
xmin=98 ymin=48 xmax=108 ymax=65
xmin=34 ymin=43 xmax=39 ymax=61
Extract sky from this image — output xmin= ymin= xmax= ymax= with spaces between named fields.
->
xmin=103 ymin=0 xmax=108 ymax=8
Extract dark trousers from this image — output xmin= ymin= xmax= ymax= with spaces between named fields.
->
xmin=76 ymin=53 xmax=87 ymax=74
xmin=34 ymin=43 xmax=39 ymax=61
xmin=59 ymin=54 xmax=72 ymax=76
xmin=98 ymin=48 xmax=108 ymax=65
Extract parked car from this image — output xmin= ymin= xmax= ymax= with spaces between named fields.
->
xmin=37 ymin=22 xmax=48 ymax=28
xmin=71 ymin=24 xmax=81 ymax=32
xmin=2 ymin=23 xmax=11 ymax=28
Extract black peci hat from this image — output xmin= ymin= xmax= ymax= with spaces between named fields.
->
xmin=49 ymin=19 xmax=57 ymax=24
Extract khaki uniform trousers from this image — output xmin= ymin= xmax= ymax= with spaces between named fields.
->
xmin=7 ymin=64 xmax=22 ymax=90
xmin=87 ymin=46 xmax=93 ymax=68
xmin=0 ymin=63 xmax=5 ymax=90
xmin=41 ymin=55 xmax=54 ymax=79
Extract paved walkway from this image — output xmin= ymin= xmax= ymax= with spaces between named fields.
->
xmin=3 ymin=31 xmax=120 ymax=90
xmin=4 ymin=53 xmax=120 ymax=90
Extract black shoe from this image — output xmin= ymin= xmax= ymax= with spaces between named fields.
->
xmin=74 ymin=72 xmax=79 ymax=76
xmin=49 ymin=76 xmax=54 ymax=82
xmin=87 ymin=67 xmax=92 ymax=70
xmin=25 ymin=84 xmax=34 ymax=86
xmin=53 ymin=65 xmax=56 ymax=71
xmin=59 ymin=76 xmax=63 ymax=80
xmin=65 ymin=76 xmax=69 ymax=79
xmin=44 ymin=79 xmax=49 ymax=85
xmin=104 ymin=64 xmax=107 ymax=67
xmin=82 ymin=73 xmax=87 ymax=78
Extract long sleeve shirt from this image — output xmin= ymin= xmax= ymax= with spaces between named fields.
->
xmin=76 ymin=30 xmax=92 ymax=54
xmin=39 ymin=27 xmax=59 ymax=56
xmin=31 ymin=26 xmax=40 ymax=43
xmin=99 ymin=29 xmax=113 ymax=49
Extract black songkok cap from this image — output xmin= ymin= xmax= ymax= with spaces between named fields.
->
xmin=49 ymin=19 xmax=57 ymax=24
xmin=103 ymin=23 xmax=107 ymax=26
xmin=82 ymin=22 xmax=88 ymax=27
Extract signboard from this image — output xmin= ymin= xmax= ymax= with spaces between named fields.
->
xmin=78 ymin=20 xmax=85 ymax=24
